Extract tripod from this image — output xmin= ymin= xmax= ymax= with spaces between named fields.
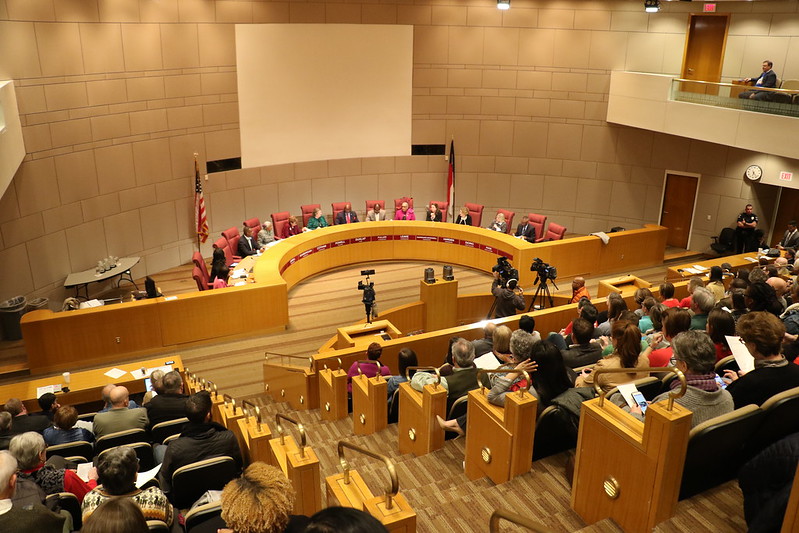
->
xmin=527 ymin=275 xmax=558 ymax=311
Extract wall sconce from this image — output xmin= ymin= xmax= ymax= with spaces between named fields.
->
xmin=644 ymin=0 xmax=660 ymax=12
xmin=497 ymin=0 xmax=510 ymax=10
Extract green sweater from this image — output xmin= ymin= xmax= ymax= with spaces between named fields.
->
xmin=306 ymin=216 xmax=328 ymax=230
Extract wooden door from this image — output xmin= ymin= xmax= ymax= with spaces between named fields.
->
xmin=771 ymin=187 xmax=799 ymax=246
xmin=660 ymin=174 xmax=698 ymax=249
xmin=681 ymin=15 xmax=729 ymax=95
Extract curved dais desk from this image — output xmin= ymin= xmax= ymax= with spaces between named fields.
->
xmin=21 ymin=222 xmax=666 ymax=374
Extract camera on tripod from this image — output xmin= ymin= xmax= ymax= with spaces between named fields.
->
xmin=357 ymin=269 xmax=377 ymax=323
xmin=492 ymin=257 xmax=519 ymax=289
xmin=530 ymin=258 xmax=557 ymax=284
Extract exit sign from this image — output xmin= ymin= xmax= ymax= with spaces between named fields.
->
xmin=780 ymin=171 xmax=793 ymax=182
xmin=704 ymin=3 xmax=717 ymax=12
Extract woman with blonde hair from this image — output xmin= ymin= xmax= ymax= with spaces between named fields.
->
xmin=455 ymin=206 xmax=472 ymax=225
xmin=488 ymin=212 xmax=507 ymax=233
xmin=575 ymin=320 xmax=649 ymax=392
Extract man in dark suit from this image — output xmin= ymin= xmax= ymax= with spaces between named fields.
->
xmin=335 ymin=204 xmax=359 ymax=225
xmin=779 ymin=220 xmax=799 ymax=250
xmin=4 ymin=399 xmax=50 ymax=435
xmin=237 ymin=226 xmax=261 ymax=257
xmin=514 ymin=215 xmax=536 ymax=243
xmin=146 ymin=371 xmax=188 ymax=428
xmin=738 ymin=60 xmax=778 ymax=100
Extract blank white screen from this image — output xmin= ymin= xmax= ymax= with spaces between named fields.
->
xmin=236 ymin=24 xmax=413 ymax=168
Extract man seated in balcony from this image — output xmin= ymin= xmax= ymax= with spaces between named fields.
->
xmin=92 ymin=387 xmax=148 ymax=439
xmin=738 ymin=60 xmax=777 ymax=100
xmin=410 ymin=338 xmax=478 ymax=411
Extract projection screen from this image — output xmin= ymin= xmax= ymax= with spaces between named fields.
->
xmin=236 ymin=24 xmax=413 ymax=168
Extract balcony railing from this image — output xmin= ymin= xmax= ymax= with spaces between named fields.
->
xmin=671 ymin=78 xmax=799 ymax=119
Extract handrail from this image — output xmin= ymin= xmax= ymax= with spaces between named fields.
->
xmin=241 ymin=399 xmax=262 ymax=432
xmin=337 ymin=441 xmax=399 ymax=510
xmin=354 ymin=360 xmax=382 ymax=379
xmin=222 ymin=393 xmax=237 ymax=414
xmin=265 ymin=351 xmax=314 ymax=371
xmin=404 ymin=366 xmax=441 ymax=387
xmin=275 ymin=413 xmax=307 ymax=458
xmin=476 ymin=368 xmax=532 ymax=398
xmin=674 ymin=78 xmax=799 ymax=94
xmin=322 ymin=357 xmax=343 ymax=371
xmin=204 ymin=379 xmax=218 ymax=399
xmin=489 ymin=509 xmax=556 ymax=533
xmin=592 ymin=367 xmax=687 ymax=411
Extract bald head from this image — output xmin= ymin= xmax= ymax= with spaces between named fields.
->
xmin=767 ymin=276 xmax=788 ymax=295
xmin=775 ymin=257 xmax=788 ymax=267
xmin=101 ymin=384 xmax=116 ymax=404
xmin=109 ymin=386 xmax=130 ymax=407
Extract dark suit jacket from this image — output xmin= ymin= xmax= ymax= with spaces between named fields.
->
xmin=237 ymin=235 xmax=259 ymax=257
xmin=426 ymin=210 xmax=442 ymax=222
xmin=10 ymin=414 xmax=51 ymax=435
xmin=515 ymin=223 xmax=536 ymax=243
xmin=146 ymin=393 xmax=188 ymax=428
xmin=455 ymin=214 xmax=472 ymax=226
xmin=753 ymin=70 xmax=777 ymax=88
xmin=335 ymin=210 xmax=359 ymax=224
xmin=781 ymin=229 xmax=799 ymax=249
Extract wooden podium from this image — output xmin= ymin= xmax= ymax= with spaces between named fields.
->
xmin=596 ymin=275 xmax=651 ymax=298
xmin=397 ymin=369 xmax=447 ymax=457
xmin=318 ymin=363 xmax=348 ymax=421
xmin=336 ymin=320 xmax=401 ymax=350
xmin=269 ymin=413 xmax=322 ymax=516
xmin=351 ymin=364 xmax=388 ymax=436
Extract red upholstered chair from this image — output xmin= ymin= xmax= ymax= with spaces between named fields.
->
xmin=331 ymin=202 xmax=349 ymax=224
xmin=365 ymin=200 xmax=385 ymax=213
xmin=192 ymin=252 xmax=212 ymax=289
xmin=212 ymin=237 xmax=234 ymax=267
xmin=541 ymin=222 xmax=567 ymax=241
xmin=243 ymin=218 xmax=261 ymax=237
xmin=271 ymin=212 xmax=290 ymax=240
xmin=497 ymin=209 xmax=515 ymax=234
xmin=221 ymin=227 xmax=241 ymax=261
xmin=465 ymin=203 xmax=484 ymax=227
xmin=527 ymin=213 xmax=548 ymax=242
xmin=192 ymin=266 xmax=206 ymax=291
xmin=300 ymin=204 xmax=320 ymax=227
xmin=430 ymin=201 xmax=449 ymax=222
xmin=394 ymin=197 xmax=414 ymax=212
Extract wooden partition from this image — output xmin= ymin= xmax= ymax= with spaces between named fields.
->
xmin=318 ymin=365 xmax=348 ymax=422
xmin=236 ymin=403 xmax=273 ymax=466
xmin=21 ymin=223 xmax=666 ymax=375
xmin=326 ymin=441 xmax=416 ymax=532
xmin=464 ymin=372 xmax=537 ymax=484
xmin=269 ymin=414 xmax=322 ymax=516
xmin=397 ymin=377 xmax=447 ymax=457
xmin=263 ymin=354 xmax=318 ymax=411
xmin=597 ymin=275 xmax=651 ymax=298
xmin=351 ymin=369 xmax=388 ymax=436
xmin=571 ymin=370 xmax=692 ymax=533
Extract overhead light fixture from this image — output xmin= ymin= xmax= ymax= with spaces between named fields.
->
xmin=644 ymin=0 xmax=660 ymax=12
xmin=497 ymin=0 xmax=510 ymax=10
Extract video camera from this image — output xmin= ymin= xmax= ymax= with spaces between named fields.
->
xmin=531 ymin=257 xmax=557 ymax=283
xmin=357 ymin=269 xmax=376 ymax=304
xmin=492 ymin=257 xmax=519 ymax=288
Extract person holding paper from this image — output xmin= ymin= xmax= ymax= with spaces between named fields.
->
xmin=724 ymin=311 xmax=799 ymax=409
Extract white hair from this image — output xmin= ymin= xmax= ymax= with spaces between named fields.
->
xmin=9 ymin=432 xmax=46 ymax=470
xmin=0 ymin=451 xmax=17 ymax=490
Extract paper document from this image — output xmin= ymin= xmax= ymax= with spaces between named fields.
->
xmin=474 ymin=352 xmax=502 ymax=370
xmin=131 ymin=365 xmax=173 ymax=380
xmin=744 ymin=256 xmax=758 ymax=263
xmin=79 ymin=299 xmax=104 ymax=309
xmin=135 ymin=464 xmax=162 ymax=488
xmin=104 ymin=367 xmax=127 ymax=379
xmin=233 ymin=268 xmax=248 ymax=279
xmin=691 ymin=265 xmax=708 ymax=271
xmin=617 ymin=383 xmax=639 ymax=408
xmin=76 ymin=463 xmax=93 ymax=483
xmin=726 ymin=335 xmax=755 ymax=374
xmin=36 ymin=385 xmax=60 ymax=397
xmin=683 ymin=268 xmax=701 ymax=275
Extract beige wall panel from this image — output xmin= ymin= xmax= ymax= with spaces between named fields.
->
xmin=173 ymin=197 xmax=194 ymax=242
xmin=740 ymin=36 xmax=790 ymax=77
xmin=261 ymin=163 xmax=294 ymax=185
xmin=155 ymin=178 xmax=190 ymax=204
xmin=197 ymin=23 xmax=235 ymax=65
xmin=95 ymin=144 xmax=136 ymax=195
xmin=361 ymin=158 xmax=394 ymax=175
xmin=574 ymin=10 xmax=610 ymax=31
xmin=611 ymin=11 xmax=648 ymax=32
xmin=782 ymin=37 xmax=799 ymax=80
xmin=0 ymin=22 xmax=42 ymax=79
xmin=414 ymin=67 xmax=448 ymax=88
xmin=363 ymin=4 xmax=397 ymax=24
xmin=86 ymin=79 xmax=128 ymax=106
xmin=6 ymin=0 xmax=55 ymax=21
xmin=509 ymin=174 xmax=545 ymax=211
xmin=15 ymin=159 xmax=59 ymax=217
xmin=483 ymin=27 xmax=519 ymax=66
xmin=729 ymin=14 xmax=772 ymax=36
xmin=22 ymin=124 xmax=53 ymax=152
xmin=164 ymin=74 xmax=202 ymax=98
xmin=15 ymin=86 xmax=47 ymax=115
xmin=201 ymin=72 xmax=237 ymax=95
xmin=140 ymin=202 xmax=178 ymax=249
xmin=412 ymin=119 xmax=446 ymax=144
xmin=140 ymin=0 xmax=178 ymax=23
xmin=698 ymin=175 xmax=742 ymax=200
xmin=90 ymin=114 xmax=131 ymax=141
xmin=414 ymin=25 xmax=448 ymax=65
xmin=549 ymin=99 xmax=585 ymax=120
xmin=79 ymin=23 xmax=124 ymax=73
xmin=411 ymin=172 xmax=447 ymax=205
xmin=121 ymin=23 xmax=163 ymax=70
xmin=310 ymin=177 xmax=347 ymax=207
xmin=345 ymin=175 xmax=379 ymax=213
xmin=611 ymin=181 xmax=647 ymax=221
xmin=225 ymin=168 xmax=260 ymax=190
xmin=495 ymin=157 xmax=527 ymax=174
xmin=546 ymin=123 xmax=582 ymax=160
xmin=580 ymin=125 xmax=618 ymax=164
xmin=616 ymin=128 xmax=654 ymax=167
xmin=207 ymin=188 xmax=244 ymax=233
xmin=693 ymin=193 xmax=722 ymax=234
xmin=589 ymin=31 xmax=628 ymax=71
xmin=448 ymin=26 xmax=484 ymax=65
xmin=27 ymin=231 xmax=70 ymax=288
xmin=0 ymin=244 xmax=35 ymax=297
xmin=479 ymin=121 xmax=514 ymax=157
xmin=515 ymin=98 xmax=551 ymax=119
xmin=398 ymin=5 xmax=431 ymax=26
xmin=126 ymin=77 xmax=165 ymax=102
xmin=55 ymin=150 xmax=98 ymax=205
xmin=216 ymin=1 xmax=253 ymax=24
xmin=625 ymin=32 xmax=667 ymax=73
xmin=467 ymin=6 xmax=502 ymax=28
xmin=328 ymin=158 xmax=362 ymax=178
xmin=538 ymin=9 xmax=574 ymax=30
xmin=501 ymin=7 xmax=537 ymax=29
xmin=103 ymin=210 xmax=143 ymax=257
xmin=554 ymin=29 xmax=590 ymax=68
xmin=511 ymin=122 xmax=548 ymax=158
xmin=204 ymin=129 xmax=240 ymax=161
xmin=65 ymin=219 xmax=107 ymax=271
xmin=98 ymin=0 xmax=139 ymax=23
xmin=1 ymin=214 xmax=45 ymax=248
xmin=132 ymin=138 xmax=172 ymax=186
xmin=245 ymin=184 xmax=280 ymax=221
xmin=542 ymin=175 xmax=578 ymax=213
xmin=130 ymin=109 xmax=168 ymax=135
xmin=294 ymin=160 xmax=329 ymax=180
xmin=772 ymin=15 xmax=799 ymax=36
xmin=289 ymin=3 xmax=325 ymax=24
xmin=432 ymin=5 xmax=466 ymax=26
xmin=476 ymin=173 xmax=510 ymax=208
xmin=325 ymin=3 xmax=361 ymax=24
xmin=44 ymin=82 xmax=87 ymax=111
xmin=166 ymin=106 xmax=203 ymax=130
xmin=454 ymin=172 xmax=478 ymax=205
xmin=563 ymin=160 xmax=597 ymax=179
xmin=277 ymin=180 xmax=310 ymax=214
xmin=41 ymin=202 xmax=82 ymax=234
xmin=482 ymin=69 xmax=516 ymax=89
xmin=81 ymin=192 xmax=121 ymax=223
xmin=575 ymin=178 xmax=613 ymax=217
xmin=687 ymin=141 xmax=729 ymax=178
xmin=518 ymin=29 xmax=555 ymax=67
xmin=161 ymin=24 xmax=200 ymax=69
xmin=0 ymin=185 xmax=20 ymax=226
xmin=377 ymin=173 xmax=412 ymax=204
xmin=142 ymin=246 xmax=180 ymax=275
xmin=119 ymin=185 xmax=156 ymax=213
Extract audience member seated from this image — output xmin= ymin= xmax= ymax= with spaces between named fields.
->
xmin=145 ymin=371 xmax=188 ymax=429
xmin=746 ymin=281 xmax=783 ymax=317
xmin=707 ymin=308 xmax=736 ymax=362
xmin=485 ymin=330 xmax=538 ymax=407
xmin=81 ymin=446 xmax=172 ymax=525
xmin=490 ymin=272 xmax=524 ymax=318
xmin=487 ymin=212 xmax=506 ymax=233
xmin=0 ymin=413 xmax=11 ymax=451
xmin=454 ymin=206 xmax=472 ymax=226
xmin=282 ymin=216 xmax=301 ymax=238
xmin=783 ymin=283 xmax=799 ymax=362
xmin=92 ymin=387 xmax=148 ymax=439
xmin=575 ymin=320 xmax=649 ymax=392
xmin=471 ymin=322 xmax=496 ymax=357
xmin=642 ymin=308 xmax=692 ymax=367
xmin=36 ymin=394 xmax=60 ymax=423
xmin=10 ymin=432 xmax=96 ymax=503
xmin=346 ymin=342 xmax=391 ymax=393
xmin=558 ymin=298 xmax=598 ymax=342
xmin=549 ymin=318 xmax=603 ymax=369
xmin=412 ymin=339 xmax=478 ymax=408
xmin=706 ymin=266 xmax=726 ymax=303
xmin=158 ymin=391 xmax=243 ymax=496
xmin=730 ymin=288 xmax=749 ymax=323
xmin=305 ymin=506 xmax=388 ymax=533
xmin=43 ymin=406 xmax=93 ymax=446
xmin=237 ymin=226 xmax=261 ymax=257
xmin=142 ymin=369 xmax=166 ymax=405
xmin=0 ymin=451 xmax=66 ymax=533
xmin=617 ymin=331 xmax=733 ymax=428
xmin=690 ymin=287 xmax=716 ymax=330
xmin=595 ymin=293 xmax=628 ymax=338
xmin=208 ymin=248 xmax=227 ymax=285
xmin=212 ymin=265 xmax=229 ymax=289
xmin=724 ymin=312 xmax=799 ymax=408
xmin=365 ymin=202 xmax=389 ymax=221
xmin=394 ymin=201 xmax=415 ymax=221
xmin=738 ymin=60 xmax=777 ymax=101
xmin=488 ymin=325 xmax=513 ymax=365
xmin=680 ymin=277 xmax=704 ymax=309
xmin=767 ymin=276 xmax=789 ymax=313
xmin=570 ymin=277 xmax=590 ymax=304
xmin=748 ymin=266 xmax=768 ymax=285
xmin=659 ymin=282 xmax=680 ymax=308
xmin=257 ymin=221 xmax=275 ymax=247
xmin=190 ymin=462 xmax=309 ymax=533
xmin=514 ymin=215 xmax=536 ymax=242
xmin=81 ymin=497 xmax=148 ymax=533
xmin=528 ymin=340 xmax=574 ymax=406
xmin=386 ymin=348 xmax=418 ymax=400
xmin=425 ymin=202 xmax=442 ymax=222
xmin=633 ymin=288 xmax=653 ymax=318
xmin=774 ymin=256 xmax=791 ymax=277
xmin=518 ymin=315 xmax=541 ymax=343
xmin=335 ymin=203 xmax=359 ymax=225
xmin=638 ymin=297 xmax=657 ymax=334
xmin=98 ymin=383 xmax=140 ymax=413
xmin=4 ymin=399 xmax=50 ymax=435
xmin=304 ymin=208 xmax=329 ymax=231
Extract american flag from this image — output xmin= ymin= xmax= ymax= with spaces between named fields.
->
xmin=194 ymin=155 xmax=209 ymax=243
xmin=447 ymin=139 xmax=455 ymax=220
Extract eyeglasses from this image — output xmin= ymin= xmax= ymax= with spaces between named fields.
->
xmin=669 ymin=356 xmax=683 ymax=366
xmin=738 ymin=337 xmax=749 ymax=345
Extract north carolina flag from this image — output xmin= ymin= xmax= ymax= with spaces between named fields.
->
xmin=447 ymin=140 xmax=455 ymax=220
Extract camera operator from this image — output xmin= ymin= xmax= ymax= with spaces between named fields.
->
xmin=491 ymin=271 xmax=525 ymax=318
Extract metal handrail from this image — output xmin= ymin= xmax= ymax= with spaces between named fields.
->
xmin=354 ymin=360 xmax=382 ymax=380
xmin=674 ymin=78 xmax=799 ymax=94
xmin=204 ymin=379 xmax=218 ymax=399
xmin=241 ymin=400 xmax=262 ymax=432
xmin=489 ymin=509 xmax=556 ymax=533
xmin=222 ymin=393 xmax=237 ymax=414
xmin=265 ymin=351 xmax=314 ymax=371
xmin=405 ymin=366 xmax=440 ymax=386
xmin=592 ymin=366 xmax=687 ymax=410
xmin=275 ymin=413 xmax=307 ymax=458
xmin=476 ymin=368 xmax=532 ymax=398
xmin=337 ymin=441 xmax=399 ymax=510
xmin=321 ymin=357 xmax=343 ymax=371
